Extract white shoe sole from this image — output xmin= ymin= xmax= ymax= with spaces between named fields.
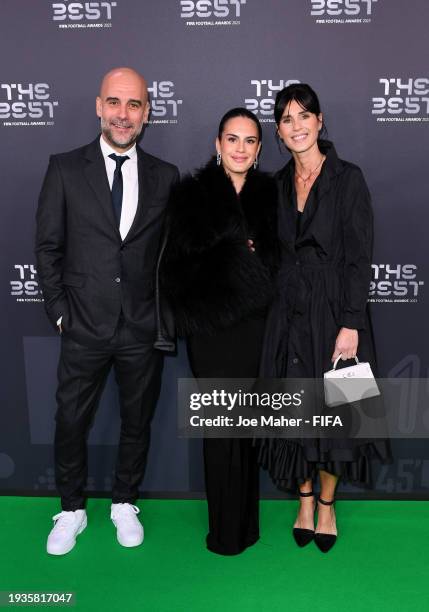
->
xmin=116 ymin=534 xmax=144 ymax=548
xmin=47 ymin=516 xmax=87 ymax=556
xmin=112 ymin=522 xmax=144 ymax=548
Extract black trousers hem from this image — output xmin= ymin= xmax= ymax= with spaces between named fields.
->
xmin=206 ymin=534 xmax=260 ymax=556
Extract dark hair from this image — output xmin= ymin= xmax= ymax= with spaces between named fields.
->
xmin=274 ymin=83 xmax=326 ymax=136
xmin=217 ymin=107 xmax=262 ymax=141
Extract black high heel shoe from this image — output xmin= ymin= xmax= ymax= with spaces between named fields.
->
xmin=293 ymin=491 xmax=315 ymax=547
xmin=314 ymin=497 xmax=337 ymax=553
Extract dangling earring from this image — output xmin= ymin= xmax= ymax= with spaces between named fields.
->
xmin=216 ymin=152 xmax=221 ymax=166
xmin=253 ymin=155 xmax=259 ymax=170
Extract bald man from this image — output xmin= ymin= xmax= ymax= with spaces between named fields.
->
xmin=36 ymin=68 xmax=179 ymax=555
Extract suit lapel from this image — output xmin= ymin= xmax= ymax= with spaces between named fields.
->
xmin=123 ymin=147 xmax=159 ymax=243
xmin=277 ymin=141 xmax=344 ymax=248
xmin=277 ymin=164 xmax=297 ymax=247
xmin=297 ymin=142 xmax=344 ymax=242
xmin=83 ymin=138 xmax=121 ymax=239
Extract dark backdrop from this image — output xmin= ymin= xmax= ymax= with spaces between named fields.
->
xmin=1 ymin=0 xmax=428 ymax=497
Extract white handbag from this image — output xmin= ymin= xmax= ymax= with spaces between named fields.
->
xmin=323 ymin=354 xmax=381 ymax=408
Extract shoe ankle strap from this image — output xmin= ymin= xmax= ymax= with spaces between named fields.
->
xmin=318 ymin=497 xmax=334 ymax=506
xmin=299 ymin=490 xmax=314 ymax=497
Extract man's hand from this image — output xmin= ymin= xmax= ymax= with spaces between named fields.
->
xmin=331 ymin=327 xmax=358 ymax=362
xmin=247 ymin=239 xmax=255 ymax=252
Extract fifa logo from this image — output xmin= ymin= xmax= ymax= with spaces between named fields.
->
xmin=245 ymin=80 xmax=300 ymax=121
xmin=148 ymin=81 xmax=183 ymax=123
xmin=10 ymin=265 xmax=42 ymax=301
xmin=52 ymin=1 xmax=117 ymax=21
xmin=310 ymin=0 xmax=378 ymax=15
xmin=0 ymin=84 xmax=58 ymax=120
xmin=369 ymin=264 xmax=424 ymax=302
xmin=372 ymin=78 xmax=429 ymax=117
xmin=180 ymin=0 xmax=246 ymax=18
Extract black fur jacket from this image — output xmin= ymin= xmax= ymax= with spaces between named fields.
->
xmin=160 ymin=159 xmax=279 ymax=336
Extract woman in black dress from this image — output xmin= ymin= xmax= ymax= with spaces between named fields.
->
xmin=161 ymin=108 xmax=278 ymax=555
xmin=258 ymin=84 xmax=390 ymax=552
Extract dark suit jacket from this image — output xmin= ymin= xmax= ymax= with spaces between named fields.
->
xmin=35 ymin=136 xmax=179 ymax=348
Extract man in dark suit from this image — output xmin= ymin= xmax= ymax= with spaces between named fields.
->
xmin=36 ymin=67 xmax=179 ymax=555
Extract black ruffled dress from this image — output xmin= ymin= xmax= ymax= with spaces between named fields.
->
xmin=258 ymin=141 xmax=391 ymax=491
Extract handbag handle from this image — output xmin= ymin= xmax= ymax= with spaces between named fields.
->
xmin=332 ymin=353 xmax=360 ymax=370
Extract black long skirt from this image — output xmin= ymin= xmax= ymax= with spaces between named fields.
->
xmin=187 ymin=315 xmax=265 ymax=555
xmin=258 ymin=268 xmax=392 ymax=492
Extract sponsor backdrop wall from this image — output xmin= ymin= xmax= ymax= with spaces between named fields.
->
xmin=1 ymin=0 xmax=428 ymax=498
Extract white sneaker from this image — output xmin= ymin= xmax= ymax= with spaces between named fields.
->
xmin=111 ymin=503 xmax=144 ymax=547
xmin=46 ymin=509 xmax=87 ymax=555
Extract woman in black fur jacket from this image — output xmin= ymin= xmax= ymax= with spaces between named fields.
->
xmin=161 ymin=108 xmax=278 ymax=555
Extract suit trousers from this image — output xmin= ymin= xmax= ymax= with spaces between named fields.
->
xmin=55 ymin=320 xmax=163 ymax=510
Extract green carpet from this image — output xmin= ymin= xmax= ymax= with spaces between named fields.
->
xmin=0 ymin=498 xmax=427 ymax=611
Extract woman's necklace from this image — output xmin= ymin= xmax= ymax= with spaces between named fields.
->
xmin=295 ymin=155 xmax=326 ymax=189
